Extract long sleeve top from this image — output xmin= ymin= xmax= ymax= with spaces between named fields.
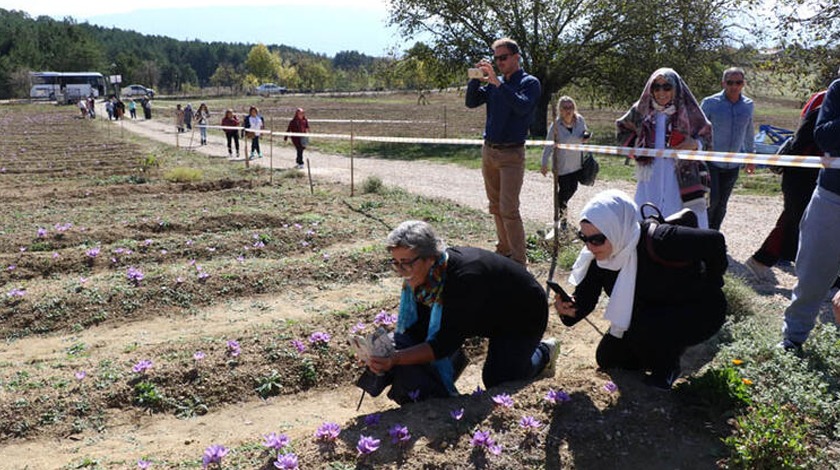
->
xmin=700 ymin=90 xmax=755 ymax=169
xmin=465 ymin=69 xmax=541 ymax=144
xmin=541 ymin=116 xmax=588 ymax=176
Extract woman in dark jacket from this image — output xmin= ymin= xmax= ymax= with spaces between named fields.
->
xmin=285 ymin=108 xmax=310 ymax=169
xmin=555 ymin=190 xmax=728 ymax=389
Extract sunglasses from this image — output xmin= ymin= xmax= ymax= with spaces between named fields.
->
xmin=577 ymin=231 xmax=608 ymax=246
xmin=390 ymin=255 xmax=421 ymax=271
xmin=494 ymin=53 xmax=511 ymax=62
xmin=726 ymin=80 xmax=744 ymax=86
xmin=651 ymin=83 xmax=674 ymax=92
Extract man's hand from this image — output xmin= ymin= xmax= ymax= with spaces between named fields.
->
xmin=475 ymin=60 xmax=499 ymax=87
xmin=368 ymin=355 xmax=394 ymax=375
xmin=832 ymin=290 xmax=840 ymax=324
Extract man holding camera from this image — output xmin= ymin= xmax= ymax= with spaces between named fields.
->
xmin=466 ymin=38 xmax=541 ymax=266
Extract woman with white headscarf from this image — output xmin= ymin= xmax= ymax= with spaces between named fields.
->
xmin=554 ymin=190 xmax=728 ymax=389
xmin=617 ymin=68 xmax=712 ymax=228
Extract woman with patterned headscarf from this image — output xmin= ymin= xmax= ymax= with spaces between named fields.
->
xmin=554 ymin=190 xmax=727 ymax=389
xmin=617 ymin=68 xmax=712 ymax=228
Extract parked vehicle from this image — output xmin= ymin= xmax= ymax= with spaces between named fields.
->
xmin=122 ymin=84 xmax=155 ymax=98
xmin=254 ymin=83 xmax=287 ymax=95
xmin=29 ymin=72 xmax=106 ymax=103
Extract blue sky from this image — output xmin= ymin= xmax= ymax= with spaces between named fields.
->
xmin=3 ymin=0 xmax=404 ymax=57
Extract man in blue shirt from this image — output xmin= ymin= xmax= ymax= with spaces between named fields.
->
xmin=466 ymin=38 xmax=541 ymax=265
xmin=781 ymin=75 xmax=840 ymax=353
xmin=700 ymin=67 xmax=755 ymax=230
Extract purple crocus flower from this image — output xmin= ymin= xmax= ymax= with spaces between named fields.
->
xmin=314 ymin=422 xmax=341 ymax=441
xmin=294 ymin=223 xmax=303 ymax=230
xmin=52 ymin=252 xmax=60 ymax=259
xmin=519 ymin=415 xmax=542 ymax=431
xmin=253 ymin=241 xmax=265 ymax=249
xmin=197 ymin=271 xmax=210 ymax=281
xmin=350 ymin=322 xmax=366 ymax=334
xmin=201 ymin=444 xmax=228 ymax=468
xmin=85 ymin=246 xmax=100 ymax=258
xmin=6 ymin=288 xmax=25 ymax=298
xmin=262 ymin=432 xmax=290 ymax=450
xmin=193 ymin=351 xmax=206 ymax=361
xmin=389 ymin=424 xmax=411 ymax=444
xmin=127 ymin=267 xmax=145 ymax=285
xmin=37 ymin=227 xmax=47 ymax=238
xmin=471 ymin=386 xmax=484 ymax=397
xmin=7 ymin=264 xmax=15 ymax=271
xmin=75 ymin=370 xmax=87 ymax=381
xmin=373 ymin=310 xmax=397 ymax=326
xmin=363 ymin=413 xmax=381 ymax=427
xmin=408 ymin=389 xmax=421 ymax=402
xmin=488 ymin=443 xmax=503 ymax=455
xmin=273 ymin=453 xmax=298 ymax=470
xmin=545 ymin=389 xmax=571 ymax=404
xmin=450 ymin=408 xmax=464 ymax=421
xmin=308 ymin=331 xmax=331 ymax=345
xmin=603 ymin=381 xmax=618 ymax=393
xmin=132 ymin=359 xmax=153 ymax=373
xmin=470 ymin=430 xmax=494 ymax=448
xmin=144 ymin=239 xmax=153 ymax=246
xmin=137 ymin=459 xmax=152 ymax=469
xmin=226 ymin=340 xmax=241 ymax=357
xmin=491 ymin=393 xmax=514 ymax=408
xmin=356 ymin=435 xmax=380 ymax=455
xmin=290 ymin=340 xmax=306 ymax=353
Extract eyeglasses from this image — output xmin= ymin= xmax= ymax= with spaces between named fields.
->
xmin=561 ymin=105 xmax=575 ymax=110
xmin=494 ymin=54 xmax=511 ymax=62
xmin=390 ymin=255 xmax=421 ymax=271
xmin=577 ymin=231 xmax=608 ymax=246
xmin=651 ymin=83 xmax=674 ymax=92
xmin=726 ymin=80 xmax=744 ymax=86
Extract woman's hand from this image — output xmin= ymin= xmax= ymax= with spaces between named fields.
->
xmin=540 ymin=165 xmax=549 ymax=176
xmin=833 ymin=290 xmax=840 ymax=324
xmin=554 ymin=296 xmax=577 ymax=319
xmin=368 ymin=355 xmax=395 ymax=375
xmin=674 ymin=136 xmax=699 ymax=151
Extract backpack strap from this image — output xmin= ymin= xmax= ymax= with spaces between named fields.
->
xmin=643 ymin=220 xmax=692 ymax=269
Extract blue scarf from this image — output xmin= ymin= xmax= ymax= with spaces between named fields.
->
xmin=396 ymin=252 xmax=457 ymax=395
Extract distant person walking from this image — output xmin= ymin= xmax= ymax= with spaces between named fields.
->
xmin=779 ymin=76 xmax=840 ymax=353
xmin=221 ymin=109 xmax=240 ymax=158
xmin=142 ymin=97 xmax=152 ymax=120
xmin=616 ymin=68 xmax=712 ymax=228
xmin=700 ymin=67 xmax=755 ymax=230
xmin=184 ymin=103 xmax=194 ymax=131
xmin=78 ymin=99 xmax=88 ymax=119
xmin=540 ymin=96 xmax=591 ymax=237
xmin=128 ymin=99 xmax=137 ymax=119
xmin=195 ymin=103 xmax=210 ymax=145
xmin=285 ymin=108 xmax=310 ymax=169
xmin=243 ymin=106 xmax=264 ymax=159
xmin=105 ymin=98 xmax=114 ymax=120
xmin=465 ymin=37 xmax=541 ymax=266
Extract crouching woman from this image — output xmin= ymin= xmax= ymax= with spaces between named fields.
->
xmin=365 ymin=220 xmax=558 ymax=404
xmin=555 ymin=190 xmax=728 ymax=389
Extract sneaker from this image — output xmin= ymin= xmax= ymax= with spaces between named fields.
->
xmin=537 ymin=337 xmax=560 ymax=379
xmin=644 ymin=365 xmax=681 ymax=390
xmin=544 ymin=228 xmax=556 ymax=241
xmin=228 ymin=151 xmax=233 ymax=158
xmin=745 ymin=256 xmax=771 ymax=281
xmin=778 ymin=338 xmax=803 ymax=355
xmin=296 ymin=164 xmax=304 ymax=169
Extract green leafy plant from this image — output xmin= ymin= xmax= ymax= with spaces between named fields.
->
xmin=133 ymin=381 xmax=164 ymax=410
xmin=724 ymin=403 xmax=819 ymax=469
xmin=678 ymin=366 xmax=752 ymax=414
xmin=163 ymin=167 xmax=203 ymax=183
xmin=255 ymin=370 xmax=283 ymax=398
xmin=361 ymin=175 xmax=384 ymax=194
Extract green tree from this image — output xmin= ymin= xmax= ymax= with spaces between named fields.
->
xmin=245 ymin=43 xmax=281 ymax=83
xmin=388 ymin=0 xmax=736 ymax=136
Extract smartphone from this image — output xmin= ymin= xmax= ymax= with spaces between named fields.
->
xmin=546 ymin=280 xmax=574 ymax=304
xmin=582 ymin=131 xmax=592 ymax=139
xmin=468 ymin=68 xmax=486 ymax=80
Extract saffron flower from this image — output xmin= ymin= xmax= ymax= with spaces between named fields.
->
xmin=236 ymin=255 xmax=245 ymax=263
xmin=273 ymin=453 xmax=298 ymax=470
xmin=294 ymin=223 xmax=303 ymax=230
xmin=545 ymin=389 xmax=571 ymax=404
xmin=363 ymin=413 xmax=381 ymax=427
xmin=450 ymin=408 xmax=464 ymax=421
xmin=175 ymin=276 xmax=185 ymax=284
xmin=308 ymin=331 xmax=331 ymax=345
xmin=603 ymin=381 xmax=618 ymax=393
xmin=85 ymin=246 xmax=100 ymax=258
xmin=470 ymin=430 xmax=494 ymax=448
xmin=37 ymin=227 xmax=47 ymax=238
xmin=519 ymin=415 xmax=542 ymax=431
xmin=408 ymin=389 xmax=421 ymax=402
xmin=52 ymin=252 xmax=60 ymax=259
xmin=356 ymin=435 xmax=380 ymax=455
xmin=132 ymin=360 xmax=153 ymax=374
xmin=226 ymin=340 xmax=241 ymax=357
xmin=262 ymin=432 xmax=290 ymax=450
xmin=373 ymin=310 xmax=397 ymax=326
xmin=144 ymin=239 xmax=153 ymax=246
xmin=193 ymin=351 xmax=206 ymax=361
xmin=290 ymin=340 xmax=306 ymax=353
xmin=197 ymin=271 xmax=210 ymax=281
xmin=389 ymin=424 xmax=411 ymax=444
xmin=79 ymin=277 xmax=88 ymax=285
xmin=201 ymin=444 xmax=228 ymax=468
xmin=350 ymin=322 xmax=366 ymax=334
xmin=137 ymin=459 xmax=151 ymax=469
xmin=75 ymin=370 xmax=87 ymax=381
xmin=471 ymin=386 xmax=484 ymax=397
xmin=7 ymin=264 xmax=15 ymax=271
xmin=315 ymin=422 xmax=341 ymax=441
xmin=491 ymin=393 xmax=514 ymax=408
xmin=127 ymin=267 xmax=144 ymax=285
xmin=253 ymin=240 xmax=265 ymax=249
xmin=6 ymin=288 xmax=25 ymax=298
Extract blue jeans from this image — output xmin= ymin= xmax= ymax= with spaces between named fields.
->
xmin=783 ymin=186 xmax=840 ymax=343
xmin=482 ymin=333 xmax=547 ymax=388
xmin=707 ymin=166 xmax=740 ymax=230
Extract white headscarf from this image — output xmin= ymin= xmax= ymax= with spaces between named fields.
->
xmin=568 ymin=190 xmax=641 ymax=338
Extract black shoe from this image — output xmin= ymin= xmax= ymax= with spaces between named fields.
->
xmin=778 ymin=338 xmax=803 ymax=355
xmin=644 ymin=366 xmax=681 ymax=390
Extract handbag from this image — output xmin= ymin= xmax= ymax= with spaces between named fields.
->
xmin=300 ymin=136 xmax=309 ymax=148
xmin=578 ymin=152 xmax=599 ymax=186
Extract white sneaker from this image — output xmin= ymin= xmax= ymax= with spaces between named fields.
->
xmin=297 ymin=163 xmax=304 ymax=169
xmin=538 ymin=337 xmax=561 ymax=379
xmin=745 ymin=257 xmax=771 ymax=281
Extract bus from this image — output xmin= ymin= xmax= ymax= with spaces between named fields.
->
xmin=29 ymin=72 xmax=107 ymax=103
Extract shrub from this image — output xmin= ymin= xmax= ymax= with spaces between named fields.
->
xmin=361 ymin=176 xmax=384 ymax=194
xmin=724 ymin=403 xmax=820 ymax=469
xmin=164 ymin=167 xmax=203 ymax=183
xmin=677 ymin=367 xmax=752 ymax=415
